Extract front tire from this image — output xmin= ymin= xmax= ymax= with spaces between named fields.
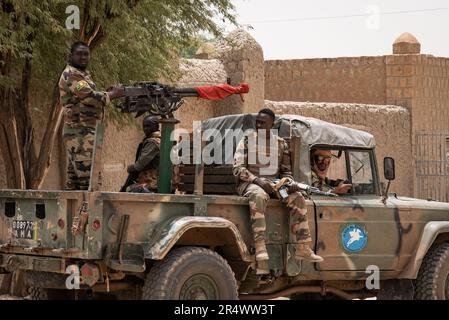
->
xmin=414 ymin=242 xmax=449 ymax=300
xmin=142 ymin=247 xmax=238 ymax=300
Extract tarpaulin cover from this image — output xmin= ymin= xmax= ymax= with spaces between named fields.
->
xmin=198 ymin=114 xmax=375 ymax=165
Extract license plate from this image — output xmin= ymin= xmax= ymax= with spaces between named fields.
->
xmin=12 ymin=220 xmax=36 ymax=239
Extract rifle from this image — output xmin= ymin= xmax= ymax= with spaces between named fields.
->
xmin=272 ymin=178 xmax=338 ymax=199
xmin=119 ymin=172 xmax=138 ymax=192
xmin=120 ymin=140 xmax=143 ymax=192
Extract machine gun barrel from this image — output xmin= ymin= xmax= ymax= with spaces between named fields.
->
xmin=122 ymin=85 xmax=198 ymax=97
xmin=171 ymin=87 xmax=199 ymax=96
xmin=116 ymin=82 xmax=249 ymax=118
xmin=117 ymin=82 xmax=200 ymax=117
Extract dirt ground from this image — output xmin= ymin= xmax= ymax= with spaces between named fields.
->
xmin=0 ymin=294 xmax=23 ymax=300
xmin=0 ymin=294 xmax=376 ymax=300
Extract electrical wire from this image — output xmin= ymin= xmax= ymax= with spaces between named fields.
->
xmin=241 ymin=7 xmax=449 ymax=24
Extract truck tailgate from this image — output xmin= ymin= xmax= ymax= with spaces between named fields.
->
xmin=0 ymin=190 xmax=88 ymax=258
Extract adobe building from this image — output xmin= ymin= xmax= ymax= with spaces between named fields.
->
xmin=265 ymin=31 xmax=449 ymax=201
xmin=0 ymin=30 xmax=447 ymax=201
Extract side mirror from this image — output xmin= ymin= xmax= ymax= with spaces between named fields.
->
xmin=384 ymin=157 xmax=395 ymax=181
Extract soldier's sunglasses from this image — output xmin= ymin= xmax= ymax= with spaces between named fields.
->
xmin=314 ymin=155 xmax=332 ymax=163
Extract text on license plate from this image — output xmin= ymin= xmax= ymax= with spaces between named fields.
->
xmin=12 ymin=220 xmax=37 ymax=239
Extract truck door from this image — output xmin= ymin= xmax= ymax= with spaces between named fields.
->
xmin=313 ymin=149 xmax=400 ymax=271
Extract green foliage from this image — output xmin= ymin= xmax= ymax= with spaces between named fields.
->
xmin=1 ymin=0 xmax=237 ymax=125
xmin=0 ymin=1 xmax=70 ymax=89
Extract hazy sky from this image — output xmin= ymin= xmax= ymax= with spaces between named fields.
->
xmin=223 ymin=0 xmax=449 ymax=60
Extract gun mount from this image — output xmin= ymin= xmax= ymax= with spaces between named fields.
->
xmin=117 ymin=81 xmax=249 ymax=193
xmin=117 ymin=82 xmax=199 ymax=118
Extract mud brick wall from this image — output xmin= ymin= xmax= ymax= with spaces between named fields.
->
xmin=386 ymin=54 xmax=449 ymax=199
xmin=212 ymin=29 xmax=265 ymax=116
xmin=386 ymin=54 xmax=449 ymax=131
xmin=265 ymin=56 xmax=386 ymax=105
xmin=174 ymin=58 xmax=226 ymax=131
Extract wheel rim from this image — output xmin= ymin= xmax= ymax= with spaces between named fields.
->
xmin=179 ymin=274 xmax=220 ymax=300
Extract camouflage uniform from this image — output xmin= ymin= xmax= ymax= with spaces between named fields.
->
xmin=233 ymin=131 xmax=312 ymax=271
xmin=311 ymin=171 xmax=334 ymax=192
xmin=59 ymin=64 xmax=110 ymax=190
xmin=126 ymin=132 xmax=161 ymax=193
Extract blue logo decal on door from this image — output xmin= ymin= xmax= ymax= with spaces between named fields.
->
xmin=341 ymin=224 xmax=368 ymax=252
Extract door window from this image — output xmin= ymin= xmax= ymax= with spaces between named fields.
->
xmin=348 ymin=151 xmax=375 ymax=194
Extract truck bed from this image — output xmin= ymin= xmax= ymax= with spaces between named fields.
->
xmin=0 ymin=189 xmax=253 ymax=260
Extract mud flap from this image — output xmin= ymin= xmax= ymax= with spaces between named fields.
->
xmin=266 ymin=245 xmax=283 ymax=277
xmin=285 ymin=244 xmax=302 ymax=276
xmin=0 ymin=273 xmax=12 ymax=294
xmin=105 ymin=243 xmax=145 ymax=273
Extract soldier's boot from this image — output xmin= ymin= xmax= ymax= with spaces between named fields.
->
xmin=256 ymin=261 xmax=270 ymax=275
xmin=295 ymin=243 xmax=324 ymax=262
xmin=254 ymin=240 xmax=270 ymax=275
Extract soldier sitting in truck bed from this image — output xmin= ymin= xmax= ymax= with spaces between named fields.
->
xmin=233 ymin=108 xmax=323 ymax=275
xmin=124 ymin=115 xmax=161 ymax=193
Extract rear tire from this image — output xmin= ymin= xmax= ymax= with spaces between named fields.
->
xmin=25 ymin=272 xmax=75 ymax=300
xmin=414 ymin=242 xmax=449 ymax=300
xmin=28 ymin=287 xmax=49 ymax=300
xmin=28 ymin=287 xmax=74 ymax=300
xmin=142 ymin=247 xmax=238 ymax=300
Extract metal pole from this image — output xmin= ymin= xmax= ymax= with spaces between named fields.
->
xmin=157 ymin=118 xmax=179 ymax=194
xmin=89 ymin=122 xmax=105 ymax=192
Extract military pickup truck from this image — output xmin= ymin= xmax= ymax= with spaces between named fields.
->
xmin=1 ymin=113 xmax=449 ymax=300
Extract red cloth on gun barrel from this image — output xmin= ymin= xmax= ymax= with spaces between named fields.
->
xmin=195 ymin=83 xmax=249 ymax=101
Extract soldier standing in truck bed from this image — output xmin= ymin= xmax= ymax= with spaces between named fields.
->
xmin=59 ymin=41 xmax=124 ymax=190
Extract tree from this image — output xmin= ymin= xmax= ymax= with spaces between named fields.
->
xmin=0 ymin=0 xmax=236 ymax=189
